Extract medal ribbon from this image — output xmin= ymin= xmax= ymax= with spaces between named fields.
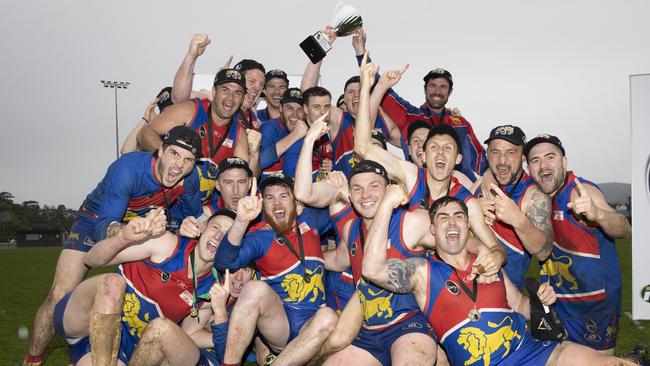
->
xmin=206 ymin=105 xmax=234 ymax=159
xmin=455 ymin=269 xmax=478 ymax=303
xmin=278 ymin=227 xmax=307 ymax=273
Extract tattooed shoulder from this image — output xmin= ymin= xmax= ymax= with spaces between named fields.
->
xmin=385 ymin=257 xmax=427 ymax=293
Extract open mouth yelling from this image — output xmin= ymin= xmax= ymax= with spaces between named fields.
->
xmin=273 ymin=208 xmax=286 ymax=220
xmin=206 ymin=239 xmax=219 ymax=254
xmin=167 ymin=167 xmax=182 ymax=183
xmin=434 ymin=159 xmax=446 ymax=170
xmin=446 ymin=229 xmax=460 ymax=243
xmin=539 ymin=170 xmax=554 ymax=184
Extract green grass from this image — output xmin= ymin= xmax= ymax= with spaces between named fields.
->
xmin=1 ymin=242 xmax=648 ymax=365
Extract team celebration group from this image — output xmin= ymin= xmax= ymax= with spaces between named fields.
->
xmin=22 ymin=25 xmax=636 ymax=366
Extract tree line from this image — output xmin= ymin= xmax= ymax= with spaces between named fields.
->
xmin=0 ymin=192 xmax=76 ymax=242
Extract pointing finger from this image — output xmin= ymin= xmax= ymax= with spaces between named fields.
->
xmin=250 ymin=177 xmax=257 ymax=197
xmin=488 ymin=183 xmax=505 ymax=198
xmin=574 ymin=178 xmax=587 ymax=198
xmin=399 ymin=64 xmax=410 ymax=75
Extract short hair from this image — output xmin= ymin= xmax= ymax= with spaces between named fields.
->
xmin=302 ymin=86 xmax=331 ymax=105
xmin=428 ymin=196 xmax=468 ymax=220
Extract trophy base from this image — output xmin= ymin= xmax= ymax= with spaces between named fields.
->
xmin=300 ymin=33 xmax=332 ymax=64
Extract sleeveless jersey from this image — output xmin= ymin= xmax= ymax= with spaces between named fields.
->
xmin=118 ymin=236 xmax=215 ymax=359
xmin=541 ymin=171 xmax=622 ymax=318
xmin=423 ymin=256 xmax=527 ymax=366
xmin=346 ymin=208 xmax=426 ymax=330
xmin=411 ymin=168 xmax=474 ymax=211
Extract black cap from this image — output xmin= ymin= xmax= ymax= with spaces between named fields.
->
xmin=210 ymin=209 xmax=237 ymax=222
xmin=350 ymin=160 xmax=389 ymax=184
xmin=281 ymin=88 xmax=304 ymax=105
xmin=156 ymin=87 xmax=173 ymax=112
xmin=216 ymin=157 xmax=253 ymax=179
xmin=423 ymin=68 xmax=453 ymax=89
xmin=423 ymin=124 xmax=461 ymax=151
xmin=344 ymin=76 xmax=360 ymax=92
xmin=234 ymin=59 xmax=266 ymax=74
xmin=260 ymin=172 xmax=295 ymax=193
xmin=336 ymin=94 xmax=345 ymax=108
xmin=406 ymin=120 xmax=432 ymax=143
xmin=484 ymin=125 xmax=527 ymax=146
xmin=162 ymin=126 xmax=202 ymax=158
xmin=213 ymin=68 xmax=247 ymax=91
xmin=524 ymin=134 xmax=565 ymax=159
xmin=265 ymin=69 xmax=289 ymax=83
xmin=371 ymin=130 xmax=387 ymax=150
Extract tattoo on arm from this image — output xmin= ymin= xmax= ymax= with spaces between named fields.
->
xmin=106 ymin=221 xmax=125 ymax=239
xmin=385 ymin=258 xmax=426 ymax=294
xmin=527 ymin=191 xmax=553 ymax=257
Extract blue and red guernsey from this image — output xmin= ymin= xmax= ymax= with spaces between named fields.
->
xmin=330 ymin=112 xmax=390 ymax=178
xmin=411 ymin=168 xmax=474 ymax=210
xmin=424 ymin=255 xmax=527 ymax=366
xmin=80 ymin=152 xmax=202 ymax=240
xmin=541 ymin=171 xmax=622 ymax=318
xmin=241 ymin=107 xmax=261 ymax=131
xmin=346 ymin=208 xmax=426 ymax=330
xmin=214 ymin=208 xmax=331 ymax=310
xmin=477 ymin=173 xmax=536 ymax=290
xmin=325 ymin=204 xmax=358 ymax=311
xmin=189 ymin=98 xmax=244 ymax=165
xmin=118 ymin=236 xmax=215 ymax=359
xmin=256 ymin=106 xmax=273 ymax=123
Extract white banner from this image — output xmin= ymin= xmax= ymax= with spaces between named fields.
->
xmin=631 ymin=73 xmax=650 ymax=319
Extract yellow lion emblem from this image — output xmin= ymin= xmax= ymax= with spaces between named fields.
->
xmin=197 ymin=165 xmax=217 ymax=202
xmin=540 ymin=253 xmax=579 ymax=290
xmin=457 ymin=316 xmax=521 ymax=366
xmin=357 ymin=288 xmax=394 ymax=321
xmin=121 ymin=293 xmax=150 ymax=338
xmin=281 ymin=266 xmax=324 ymax=303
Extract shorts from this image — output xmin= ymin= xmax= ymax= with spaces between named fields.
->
xmin=564 ymin=314 xmax=619 ymax=350
xmin=283 ymin=304 xmax=317 ymax=342
xmin=498 ymin=330 xmax=563 ymax=366
xmin=54 ymin=292 xmax=130 ymax=365
xmin=351 ymin=312 xmax=435 ymax=366
xmin=63 ymin=210 xmax=98 ymax=252
xmin=325 ymin=271 xmax=355 ymax=313
xmin=196 ymin=349 xmax=220 ymax=366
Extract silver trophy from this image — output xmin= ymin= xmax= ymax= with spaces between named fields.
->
xmin=300 ymin=1 xmax=363 ymax=64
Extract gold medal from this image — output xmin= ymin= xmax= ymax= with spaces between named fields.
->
xmin=190 ymin=307 xmax=199 ymax=318
xmin=468 ymin=308 xmax=480 ymax=322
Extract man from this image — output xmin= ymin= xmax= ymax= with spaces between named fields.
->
xmin=352 ymin=28 xmax=486 ymax=180
xmin=525 ymin=134 xmax=630 ymax=353
xmin=231 ymin=59 xmax=266 ymax=130
xmin=53 ymin=207 xmax=238 ymax=365
xmin=204 ymin=157 xmax=253 ymax=215
xmin=354 ymin=58 xmax=505 ymax=260
xmin=138 ymin=68 xmax=259 ymax=201
xmin=259 ymin=87 xmax=309 ymax=181
xmin=257 ymin=69 xmax=290 ymax=122
xmin=214 ymin=173 xmax=338 ymax=366
xmin=293 ymin=120 xmax=503 ymax=365
xmin=362 ymin=192 xmax=635 ymax=366
xmin=23 ymin=126 xmax=204 ymax=366
xmin=474 ymin=125 xmax=553 ymax=290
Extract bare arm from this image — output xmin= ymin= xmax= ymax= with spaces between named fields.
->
xmin=378 ymin=109 xmax=402 ymax=147
xmin=243 ymin=128 xmax=259 ymax=179
xmin=503 ymin=272 xmax=557 ymax=321
xmin=568 ymin=180 xmax=631 ymax=239
xmin=523 ymin=188 xmax=553 ymax=260
xmin=137 ymin=100 xmax=196 ymax=151
xmin=467 ymin=199 xmax=506 ymax=259
xmin=323 ymin=235 xmax=351 ymax=271
xmin=301 ymin=59 xmax=322 ymax=91
xmin=172 ymin=34 xmax=212 ymax=103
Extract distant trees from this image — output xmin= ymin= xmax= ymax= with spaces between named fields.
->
xmin=0 ymin=192 xmax=75 ymax=242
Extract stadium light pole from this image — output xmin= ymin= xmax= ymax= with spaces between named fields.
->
xmin=100 ymin=80 xmax=131 ymax=159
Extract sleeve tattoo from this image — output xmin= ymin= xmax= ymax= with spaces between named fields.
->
xmin=526 ymin=190 xmax=553 ymax=257
xmin=385 ymin=257 xmax=426 ymax=294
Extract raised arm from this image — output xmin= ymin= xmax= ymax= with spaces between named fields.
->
xmin=137 ymin=100 xmax=196 ymax=151
xmin=355 ymin=55 xmax=419 ymax=189
xmin=503 ymin=273 xmax=556 ymax=321
xmin=466 ymin=198 xmax=508 ymax=261
xmin=568 ymin=179 xmax=631 ymax=239
xmin=121 ymin=100 xmax=158 ymax=154
xmin=172 ymin=34 xmax=212 ymax=103
xmin=361 ymin=185 xmax=427 ymax=296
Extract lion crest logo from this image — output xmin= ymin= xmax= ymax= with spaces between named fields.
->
xmin=457 ymin=316 xmax=521 ymax=365
xmin=540 ymin=253 xmax=579 ymax=290
xmin=357 ymin=288 xmax=394 ymax=321
xmin=281 ymin=265 xmax=325 ymax=303
xmin=121 ymin=293 xmax=151 ymax=338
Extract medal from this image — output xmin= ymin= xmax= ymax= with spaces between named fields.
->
xmin=468 ymin=308 xmax=480 ymax=322
xmin=278 ymin=228 xmax=311 ymax=284
xmin=190 ymin=307 xmax=199 ymax=318
xmin=161 ymin=271 xmax=170 ymax=282
xmin=303 ymin=273 xmax=312 ymax=283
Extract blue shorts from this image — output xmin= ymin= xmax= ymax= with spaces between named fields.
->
xmin=283 ymin=304 xmax=317 ymax=342
xmin=325 ymin=271 xmax=355 ymax=313
xmin=564 ymin=314 xmax=619 ymax=350
xmin=63 ymin=210 xmax=98 ymax=252
xmin=351 ymin=312 xmax=436 ymax=366
xmin=498 ymin=330 xmax=561 ymax=366
xmin=196 ymin=349 xmax=220 ymax=366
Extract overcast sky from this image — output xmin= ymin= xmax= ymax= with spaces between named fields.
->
xmin=1 ymin=0 xmax=649 ymax=209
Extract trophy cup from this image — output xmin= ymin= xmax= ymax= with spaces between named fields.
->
xmin=300 ymin=1 xmax=363 ymax=64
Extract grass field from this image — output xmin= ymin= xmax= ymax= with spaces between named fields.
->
xmin=1 ymin=241 xmax=648 ymax=365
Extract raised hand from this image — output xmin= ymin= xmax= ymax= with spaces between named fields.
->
xmin=209 ymin=269 xmax=231 ymax=320
xmin=352 ymin=27 xmax=367 ymax=55
xmin=567 ymin=179 xmax=601 ymax=222
xmin=489 ymin=183 xmax=526 ymax=227
xmin=305 ymin=114 xmax=330 ymax=142
xmin=235 ymin=177 xmax=262 ymax=223
xmin=246 ymin=129 xmax=262 ymax=154
xmin=122 ymin=207 xmax=165 ymax=242
xmin=378 ymin=64 xmax=410 ymax=89
xmin=359 ymin=53 xmax=378 ymax=87
xmin=537 ymin=282 xmax=557 ymax=306
xmin=477 ymin=195 xmax=496 ymax=226
xmin=143 ymin=99 xmax=158 ymax=122
xmin=188 ymin=33 xmax=211 ymax=59
xmin=383 ymin=184 xmax=409 ymax=209
xmin=320 ymin=158 xmax=333 ymax=174
xmin=292 ymin=120 xmax=309 ymax=139
xmin=179 ymin=216 xmax=201 ymax=238
xmin=322 ymin=25 xmax=337 ymax=44
xmin=327 ymin=171 xmax=350 ymax=201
